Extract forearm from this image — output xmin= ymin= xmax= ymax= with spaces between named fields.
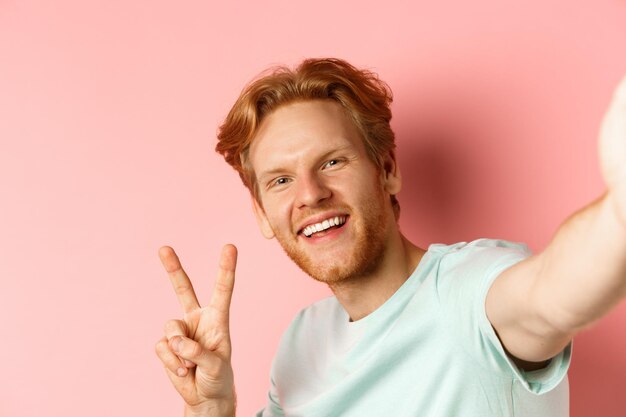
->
xmin=537 ymin=190 xmax=626 ymax=333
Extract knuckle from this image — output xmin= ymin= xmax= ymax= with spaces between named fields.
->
xmin=163 ymin=320 xmax=174 ymax=333
xmin=164 ymin=319 xmax=184 ymax=334
xmin=214 ymin=280 xmax=232 ymax=294
xmin=155 ymin=338 xmax=168 ymax=355
xmin=155 ymin=346 xmax=176 ymax=369
xmin=174 ymin=282 xmax=191 ymax=296
xmin=155 ymin=341 xmax=183 ymax=372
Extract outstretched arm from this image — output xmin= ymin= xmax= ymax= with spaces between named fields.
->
xmin=486 ymin=75 xmax=626 ymax=363
xmin=155 ymin=244 xmax=238 ymax=417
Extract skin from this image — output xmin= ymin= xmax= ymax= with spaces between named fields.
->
xmin=248 ymin=100 xmax=424 ymax=318
xmin=155 ymin=245 xmax=237 ymax=417
xmin=486 ymin=75 xmax=626 ymax=363
xmin=156 ymin=75 xmax=626 ymax=416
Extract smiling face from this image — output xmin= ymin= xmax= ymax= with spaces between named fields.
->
xmin=248 ymin=100 xmax=401 ymax=284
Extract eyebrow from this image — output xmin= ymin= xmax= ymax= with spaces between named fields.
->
xmin=257 ymin=145 xmax=354 ymax=182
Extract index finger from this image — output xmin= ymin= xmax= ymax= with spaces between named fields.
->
xmin=209 ymin=244 xmax=237 ymax=326
xmin=159 ymin=246 xmax=201 ymax=313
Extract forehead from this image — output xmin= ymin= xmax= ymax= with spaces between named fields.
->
xmin=249 ymin=100 xmax=365 ymax=172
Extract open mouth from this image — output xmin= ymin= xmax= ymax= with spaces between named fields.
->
xmin=300 ymin=215 xmax=348 ymax=238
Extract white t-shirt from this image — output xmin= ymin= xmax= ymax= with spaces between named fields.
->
xmin=256 ymin=239 xmax=571 ymax=417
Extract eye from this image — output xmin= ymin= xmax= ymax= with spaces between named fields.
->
xmin=322 ymin=159 xmax=344 ymax=169
xmin=271 ymin=177 xmax=291 ymax=187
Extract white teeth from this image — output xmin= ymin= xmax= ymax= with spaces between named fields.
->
xmin=302 ymin=216 xmax=346 ymax=237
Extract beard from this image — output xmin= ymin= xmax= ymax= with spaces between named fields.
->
xmin=273 ymin=191 xmax=389 ymax=284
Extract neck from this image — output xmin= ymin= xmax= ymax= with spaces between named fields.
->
xmin=328 ymin=231 xmax=425 ymax=322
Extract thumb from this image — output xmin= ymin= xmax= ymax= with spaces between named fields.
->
xmin=169 ymin=336 xmax=224 ymax=370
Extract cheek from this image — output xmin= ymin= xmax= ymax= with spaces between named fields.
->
xmin=341 ymin=176 xmax=381 ymax=201
xmin=263 ymin=200 xmax=292 ymax=230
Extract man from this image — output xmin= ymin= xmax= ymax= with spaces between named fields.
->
xmin=155 ymin=58 xmax=626 ymax=416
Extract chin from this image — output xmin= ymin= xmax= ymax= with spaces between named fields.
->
xmin=280 ymin=233 xmax=387 ymax=284
xmin=276 ymin=191 xmax=391 ymax=284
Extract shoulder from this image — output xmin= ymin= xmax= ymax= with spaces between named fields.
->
xmin=430 ymin=237 xmax=531 ymax=255
xmin=431 ymin=238 xmax=532 ymax=307
xmin=433 ymin=238 xmax=532 ymax=273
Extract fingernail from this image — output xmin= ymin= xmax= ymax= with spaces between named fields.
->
xmin=171 ymin=337 xmax=181 ymax=353
xmin=176 ymin=367 xmax=186 ymax=377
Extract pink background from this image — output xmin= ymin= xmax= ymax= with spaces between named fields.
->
xmin=1 ymin=0 xmax=625 ymax=416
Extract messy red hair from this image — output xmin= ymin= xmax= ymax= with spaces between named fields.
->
xmin=215 ymin=57 xmax=400 ymax=218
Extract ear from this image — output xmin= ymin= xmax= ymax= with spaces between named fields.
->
xmin=251 ymin=197 xmax=275 ymax=239
xmin=381 ymin=150 xmax=402 ymax=195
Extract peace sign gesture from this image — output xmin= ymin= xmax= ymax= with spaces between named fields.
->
xmin=155 ymin=244 xmax=238 ymax=417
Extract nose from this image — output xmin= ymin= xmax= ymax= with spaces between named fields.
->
xmin=295 ymin=172 xmax=332 ymax=208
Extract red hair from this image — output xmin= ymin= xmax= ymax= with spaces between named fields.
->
xmin=215 ymin=58 xmax=400 ymax=218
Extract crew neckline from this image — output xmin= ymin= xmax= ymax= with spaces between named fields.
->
xmin=343 ymin=247 xmax=435 ymax=328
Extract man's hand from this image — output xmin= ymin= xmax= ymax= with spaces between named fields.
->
xmin=155 ymin=244 xmax=238 ymax=417
xmin=599 ymin=74 xmax=626 ymax=227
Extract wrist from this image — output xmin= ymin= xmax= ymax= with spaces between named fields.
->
xmin=184 ymin=398 xmax=235 ymax=417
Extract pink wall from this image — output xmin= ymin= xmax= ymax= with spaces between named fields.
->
xmin=1 ymin=1 xmax=625 ymax=416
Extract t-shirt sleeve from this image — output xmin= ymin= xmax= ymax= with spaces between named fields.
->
xmin=436 ymin=238 xmax=572 ymax=395
xmin=255 ymin=374 xmax=284 ymax=417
